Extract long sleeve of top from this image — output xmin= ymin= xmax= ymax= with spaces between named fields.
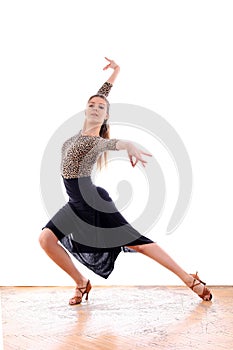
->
xmin=97 ymin=81 xmax=113 ymax=97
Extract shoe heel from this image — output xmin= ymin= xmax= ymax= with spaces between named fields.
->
xmin=85 ymin=280 xmax=92 ymax=301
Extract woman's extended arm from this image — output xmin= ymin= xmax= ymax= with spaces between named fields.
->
xmin=116 ymin=140 xmax=152 ymax=168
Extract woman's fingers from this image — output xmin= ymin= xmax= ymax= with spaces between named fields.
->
xmin=129 ymin=155 xmax=134 ymax=165
xmin=129 ymin=155 xmax=137 ymax=167
xmin=103 ymin=57 xmax=112 ymax=70
xmin=103 ymin=63 xmax=111 ymax=70
xmin=127 ymin=143 xmax=153 ymax=168
xmin=104 ymin=57 xmax=111 ymax=62
xmin=129 ymin=154 xmax=149 ymax=167
xmin=136 ymin=150 xmax=152 ymax=166
xmin=138 ymin=150 xmax=153 ymax=157
xmin=103 ymin=57 xmax=118 ymax=70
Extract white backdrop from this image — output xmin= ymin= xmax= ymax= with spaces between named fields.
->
xmin=1 ymin=0 xmax=233 ymax=286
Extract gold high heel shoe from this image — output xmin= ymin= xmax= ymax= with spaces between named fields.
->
xmin=189 ymin=272 xmax=212 ymax=301
xmin=69 ymin=280 xmax=92 ymax=305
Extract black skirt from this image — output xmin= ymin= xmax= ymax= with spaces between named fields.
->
xmin=43 ymin=176 xmax=154 ymax=278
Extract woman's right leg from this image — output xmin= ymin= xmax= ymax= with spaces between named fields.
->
xmin=39 ymin=228 xmax=90 ymax=304
xmin=126 ymin=242 xmax=212 ymax=301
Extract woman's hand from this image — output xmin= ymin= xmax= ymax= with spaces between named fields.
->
xmin=103 ymin=57 xmax=120 ymax=71
xmin=116 ymin=140 xmax=152 ymax=167
xmin=126 ymin=143 xmax=152 ymax=168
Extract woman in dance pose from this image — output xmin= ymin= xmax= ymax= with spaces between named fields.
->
xmin=39 ymin=57 xmax=212 ymax=305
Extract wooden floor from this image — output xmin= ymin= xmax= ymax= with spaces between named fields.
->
xmin=1 ymin=286 xmax=233 ymax=350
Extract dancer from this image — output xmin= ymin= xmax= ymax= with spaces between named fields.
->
xmin=39 ymin=57 xmax=212 ymax=305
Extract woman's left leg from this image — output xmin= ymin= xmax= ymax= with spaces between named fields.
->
xmin=126 ymin=242 xmax=212 ymax=301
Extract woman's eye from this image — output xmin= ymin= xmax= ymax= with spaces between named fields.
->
xmin=89 ymin=104 xmax=94 ymax=107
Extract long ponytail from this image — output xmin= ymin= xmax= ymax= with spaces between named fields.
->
xmin=98 ymin=118 xmax=110 ymax=170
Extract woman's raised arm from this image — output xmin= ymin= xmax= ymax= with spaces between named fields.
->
xmin=97 ymin=57 xmax=120 ymax=96
xmin=103 ymin=57 xmax=120 ymax=85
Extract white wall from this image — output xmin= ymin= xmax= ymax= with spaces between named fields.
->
xmin=1 ymin=0 xmax=233 ymax=286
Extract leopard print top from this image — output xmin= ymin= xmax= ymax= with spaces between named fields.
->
xmin=61 ymin=130 xmax=119 ymax=179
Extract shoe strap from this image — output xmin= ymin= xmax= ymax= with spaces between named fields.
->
xmin=76 ymin=280 xmax=90 ymax=295
xmin=190 ymin=278 xmax=201 ymax=291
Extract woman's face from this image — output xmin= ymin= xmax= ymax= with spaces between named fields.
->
xmin=85 ymin=96 xmax=108 ymax=125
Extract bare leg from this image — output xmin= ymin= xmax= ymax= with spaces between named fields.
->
xmin=126 ymin=243 xmax=212 ymax=300
xmin=39 ymin=228 xmax=89 ymax=303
